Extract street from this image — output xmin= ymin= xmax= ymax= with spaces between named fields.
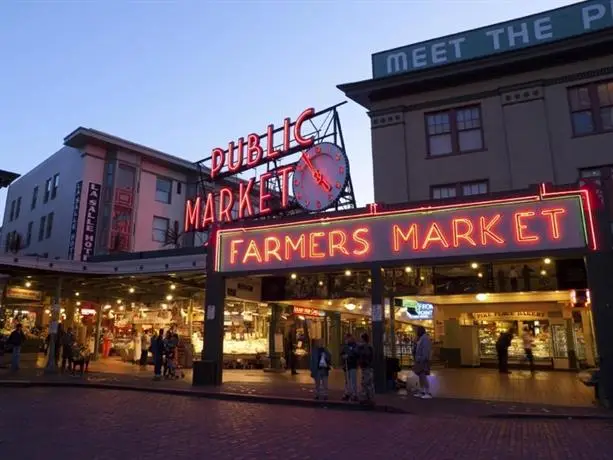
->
xmin=0 ymin=388 xmax=611 ymax=459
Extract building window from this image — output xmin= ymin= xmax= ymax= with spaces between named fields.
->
xmin=152 ymin=216 xmax=169 ymax=242
xmin=31 ymin=186 xmax=38 ymax=210
xmin=177 ymin=182 xmax=182 ymax=195
xmin=14 ymin=197 xmax=21 ymax=220
xmin=9 ymin=200 xmax=15 ymax=221
xmin=568 ymin=80 xmax=613 ymax=136
xmin=38 ymin=215 xmax=46 ymax=241
xmin=26 ymin=221 xmax=33 ymax=247
xmin=4 ymin=232 xmax=10 ymax=253
xmin=155 ymin=177 xmax=172 ymax=204
xmin=44 ymin=178 xmax=52 ymax=203
xmin=426 ymin=105 xmax=483 ymax=157
xmin=432 ymin=181 xmax=489 ymax=199
xmin=45 ymin=212 xmax=54 ymax=239
xmin=51 ymin=174 xmax=60 ymax=199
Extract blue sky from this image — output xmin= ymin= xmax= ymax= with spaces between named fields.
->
xmin=0 ymin=0 xmax=577 ymax=223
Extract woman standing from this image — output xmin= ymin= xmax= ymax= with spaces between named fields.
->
xmin=413 ymin=326 xmax=433 ymax=399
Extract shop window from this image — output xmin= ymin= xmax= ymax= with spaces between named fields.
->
xmin=51 ymin=173 xmax=60 ymax=199
xmin=152 ymin=216 xmax=169 ymax=242
xmin=38 ymin=215 xmax=46 ymax=241
xmin=45 ymin=212 xmax=54 ymax=239
xmin=26 ymin=221 xmax=33 ymax=247
xmin=31 ymin=186 xmax=38 ymax=210
xmin=431 ymin=180 xmax=488 ymax=199
xmin=155 ymin=177 xmax=172 ymax=204
xmin=425 ymin=105 xmax=483 ymax=157
xmin=568 ymin=80 xmax=613 ymax=136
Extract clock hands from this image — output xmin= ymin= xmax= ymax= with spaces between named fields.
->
xmin=301 ymin=151 xmax=332 ymax=192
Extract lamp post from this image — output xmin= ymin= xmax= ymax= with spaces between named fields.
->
xmin=44 ymin=277 xmax=62 ymax=374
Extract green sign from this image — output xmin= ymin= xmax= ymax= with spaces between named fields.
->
xmin=372 ymin=0 xmax=613 ymax=78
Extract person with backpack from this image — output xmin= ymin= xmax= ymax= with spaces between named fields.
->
xmin=358 ymin=333 xmax=375 ymax=405
xmin=341 ymin=333 xmax=359 ymax=401
xmin=309 ymin=339 xmax=332 ymax=400
xmin=496 ymin=328 xmax=514 ymax=374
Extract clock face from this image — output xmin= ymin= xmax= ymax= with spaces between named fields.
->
xmin=292 ymin=142 xmax=349 ymax=212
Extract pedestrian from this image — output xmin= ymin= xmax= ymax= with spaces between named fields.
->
xmin=341 ymin=333 xmax=358 ymax=401
xmin=102 ymin=328 xmax=113 ymax=358
xmin=133 ymin=329 xmax=142 ymax=365
xmin=140 ymin=330 xmax=150 ymax=366
xmin=7 ymin=324 xmax=26 ymax=371
xmin=151 ymin=328 xmax=165 ymax=381
xmin=522 ymin=326 xmax=535 ymax=373
xmin=309 ymin=339 xmax=332 ymax=400
xmin=413 ymin=326 xmax=433 ymax=399
xmin=60 ymin=327 xmax=75 ymax=373
xmin=358 ymin=333 xmax=375 ymax=405
xmin=496 ymin=328 xmax=514 ymax=374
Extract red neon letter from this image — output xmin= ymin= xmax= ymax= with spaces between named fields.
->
xmin=229 ymin=239 xmax=244 ymax=265
xmin=277 ymin=165 xmax=293 ymax=208
xmin=541 ymin=208 xmax=566 ymax=240
xmin=479 ymin=214 xmax=505 ymax=245
xmin=452 ymin=218 xmax=477 ymax=247
xmin=422 ymin=222 xmax=450 ymax=249
xmin=227 ymin=141 xmax=243 ymax=173
xmin=285 ymin=234 xmax=306 ymax=260
xmin=266 ymin=124 xmax=280 ymax=159
xmin=246 ymin=133 xmax=263 ymax=167
xmin=218 ymin=187 xmax=234 ymax=223
xmin=283 ymin=117 xmax=291 ymax=152
xmin=184 ymin=197 xmax=200 ymax=232
xmin=264 ymin=237 xmax=282 ymax=262
xmin=294 ymin=107 xmax=315 ymax=148
xmin=352 ymin=227 xmax=371 ymax=256
xmin=211 ymin=148 xmax=225 ymax=179
xmin=514 ymin=211 xmax=539 ymax=243
xmin=328 ymin=230 xmax=349 ymax=256
xmin=238 ymin=178 xmax=255 ymax=219
xmin=242 ymin=240 xmax=263 ymax=264
xmin=259 ymin=173 xmax=273 ymax=215
xmin=201 ymin=192 xmax=216 ymax=227
xmin=392 ymin=224 xmax=418 ymax=252
xmin=309 ymin=232 xmax=326 ymax=259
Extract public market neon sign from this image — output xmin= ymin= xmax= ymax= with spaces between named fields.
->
xmin=184 ymin=108 xmax=315 ymax=232
xmin=214 ymin=188 xmax=595 ymax=273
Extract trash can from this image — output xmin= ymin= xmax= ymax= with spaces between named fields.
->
xmin=192 ymin=360 xmax=219 ymax=386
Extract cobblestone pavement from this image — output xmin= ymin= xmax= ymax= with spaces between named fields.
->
xmin=0 ymin=388 xmax=611 ymax=460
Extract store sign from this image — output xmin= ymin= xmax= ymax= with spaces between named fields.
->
xmin=372 ymin=0 xmax=613 ymax=78
xmin=404 ymin=300 xmax=433 ymax=320
xmin=6 ymin=287 xmax=42 ymax=301
xmin=184 ymin=108 xmax=316 ymax=232
xmin=215 ymin=193 xmax=591 ymax=273
xmin=80 ymin=182 xmax=101 ymax=261
xmin=293 ymin=306 xmax=325 ymax=317
xmin=67 ymin=180 xmax=83 ymax=260
xmin=473 ymin=311 xmax=546 ymax=320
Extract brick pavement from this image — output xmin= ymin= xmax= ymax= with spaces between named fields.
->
xmin=0 ymin=388 xmax=611 ymax=460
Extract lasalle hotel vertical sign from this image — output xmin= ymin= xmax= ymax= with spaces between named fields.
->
xmin=80 ymin=182 xmax=101 ymax=261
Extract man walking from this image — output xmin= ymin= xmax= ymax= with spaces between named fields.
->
xmin=358 ymin=333 xmax=375 ymax=405
xmin=341 ymin=333 xmax=359 ymax=401
xmin=496 ymin=328 xmax=514 ymax=374
xmin=7 ymin=324 xmax=26 ymax=371
xmin=413 ymin=326 xmax=433 ymax=399
xmin=61 ymin=327 xmax=75 ymax=373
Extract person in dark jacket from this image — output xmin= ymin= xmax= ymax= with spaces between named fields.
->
xmin=496 ymin=328 xmax=514 ymax=374
xmin=341 ymin=333 xmax=359 ymax=401
xmin=358 ymin=333 xmax=375 ymax=404
xmin=7 ymin=324 xmax=26 ymax=371
xmin=309 ymin=339 xmax=332 ymax=400
xmin=60 ymin=328 xmax=75 ymax=373
xmin=151 ymin=329 xmax=165 ymax=380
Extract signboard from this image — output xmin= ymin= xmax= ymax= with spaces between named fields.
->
xmin=404 ymin=300 xmax=434 ymax=320
xmin=215 ymin=193 xmax=591 ymax=273
xmin=293 ymin=306 xmax=326 ymax=317
xmin=372 ymin=0 xmax=613 ymax=78
xmin=67 ymin=181 xmax=82 ymax=259
xmin=473 ymin=311 xmax=546 ymax=321
xmin=80 ymin=182 xmax=101 ymax=261
xmin=6 ymin=287 xmax=43 ymax=301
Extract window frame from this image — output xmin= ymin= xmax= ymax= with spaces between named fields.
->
xmin=431 ymin=180 xmax=490 ymax=200
xmin=38 ymin=215 xmax=46 ymax=241
xmin=15 ymin=197 xmax=21 ymax=220
xmin=424 ymin=104 xmax=485 ymax=158
xmin=152 ymin=216 xmax=170 ymax=243
xmin=155 ymin=177 xmax=172 ymax=204
xmin=44 ymin=178 xmax=52 ymax=203
xmin=51 ymin=174 xmax=60 ymax=200
xmin=9 ymin=200 xmax=15 ymax=221
xmin=45 ymin=212 xmax=54 ymax=239
xmin=26 ymin=221 xmax=33 ymax=247
xmin=31 ymin=186 xmax=38 ymax=210
xmin=568 ymin=80 xmax=613 ymax=137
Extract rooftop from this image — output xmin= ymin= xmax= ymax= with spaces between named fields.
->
xmin=0 ymin=169 xmax=20 ymax=189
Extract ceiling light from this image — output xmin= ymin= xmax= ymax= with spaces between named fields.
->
xmin=290 ymin=273 xmax=297 ymax=280
xmin=119 ymin=305 xmax=125 ymax=311
xmin=477 ymin=272 xmax=483 ymax=278
xmin=367 ymin=278 xmax=372 ymax=283
xmin=327 ymin=301 xmax=332 ymax=306
xmin=540 ymin=270 xmax=547 ymax=276
xmin=104 ymin=304 xmax=111 ymax=310
xmin=76 ymin=301 xmax=81 ymax=306
xmin=318 ymin=281 xmax=323 ymax=286
xmin=470 ymin=262 xmax=478 ymax=269
xmin=75 ymin=292 xmax=80 ymax=296
xmin=475 ymin=293 xmax=488 ymax=301
xmin=166 ymin=294 xmax=173 ymax=301
xmin=345 ymin=270 xmax=351 ymax=276
xmin=345 ymin=303 xmax=356 ymax=311
xmin=544 ymin=258 xmax=552 ymax=265
xmin=116 ymin=299 xmax=122 ymax=304
xmin=420 ymin=276 xmax=425 ymax=281
xmin=404 ymin=267 xmax=412 ymax=273
xmin=25 ymin=281 xmax=32 ymax=288
xmin=170 ymin=284 xmax=176 ymax=290
xmin=129 ymin=287 xmax=135 ymax=294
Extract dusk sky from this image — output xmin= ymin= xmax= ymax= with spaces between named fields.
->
xmin=0 ymin=0 xmax=577 ymax=223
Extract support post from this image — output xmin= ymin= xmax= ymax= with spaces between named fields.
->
xmin=370 ymin=266 xmax=386 ymax=393
xmin=92 ymin=300 xmax=103 ymax=361
xmin=44 ymin=277 xmax=62 ymax=374
xmin=268 ymin=303 xmax=282 ymax=370
xmin=198 ymin=272 xmax=225 ymax=385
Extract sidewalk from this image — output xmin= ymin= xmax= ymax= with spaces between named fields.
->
xmin=0 ymin=356 xmax=608 ymax=419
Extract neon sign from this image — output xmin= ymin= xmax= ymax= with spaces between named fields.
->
xmin=185 ymin=108 xmax=316 ymax=232
xmin=293 ymin=306 xmax=326 ymax=317
xmin=215 ymin=190 xmax=593 ymax=273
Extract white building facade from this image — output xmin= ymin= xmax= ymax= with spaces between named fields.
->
xmin=2 ymin=128 xmax=206 ymax=260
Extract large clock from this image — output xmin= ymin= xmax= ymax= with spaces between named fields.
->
xmin=292 ymin=142 xmax=349 ymax=212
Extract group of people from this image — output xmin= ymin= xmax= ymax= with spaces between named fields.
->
xmin=496 ymin=326 xmax=535 ymax=374
xmin=309 ymin=332 xmax=376 ymax=404
xmin=149 ymin=328 xmax=182 ymax=381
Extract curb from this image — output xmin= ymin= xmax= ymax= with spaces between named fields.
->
xmin=483 ymin=412 xmax=613 ymax=421
xmin=0 ymin=380 xmax=408 ymax=414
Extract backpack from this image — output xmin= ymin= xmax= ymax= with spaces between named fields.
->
xmin=318 ymin=351 xmax=328 ymax=368
xmin=359 ymin=344 xmax=373 ymax=367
